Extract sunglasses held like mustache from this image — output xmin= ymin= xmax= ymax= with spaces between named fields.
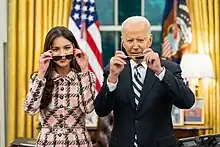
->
xmin=120 ymin=42 xmax=155 ymax=64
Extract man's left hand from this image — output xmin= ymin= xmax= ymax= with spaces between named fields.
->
xmin=143 ymin=48 xmax=163 ymax=75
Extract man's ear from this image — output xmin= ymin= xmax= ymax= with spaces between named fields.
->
xmin=120 ymin=38 xmax=128 ymax=56
xmin=146 ymin=34 xmax=153 ymax=48
xmin=121 ymin=40 xmax=125 ymax=49
xmin=120 ymin=36 xmax=125 ymax=50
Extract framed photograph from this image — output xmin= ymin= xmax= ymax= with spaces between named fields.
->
xmin=184 ymin=98 xmax=204 ymax=124
xmin=85 ymin=110 xmax=98 ymax=128
xmin=171 ymin=105 xmax=184 ymax=126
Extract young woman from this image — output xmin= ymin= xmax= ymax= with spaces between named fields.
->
xmin=24 ymin=26 xmax=96 ymax=147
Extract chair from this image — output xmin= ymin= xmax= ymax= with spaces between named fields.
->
xmin=95 ymin=112 xmax=114 ymax=147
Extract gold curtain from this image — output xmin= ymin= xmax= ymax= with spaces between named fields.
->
xmin=8 ymin=0 xmax=72 ymax=146
xmin=186 ymin=0 xmax=220 ymax=134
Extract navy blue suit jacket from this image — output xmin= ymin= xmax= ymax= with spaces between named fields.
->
xmin=94 ymin=59 xmax=195 ymax=147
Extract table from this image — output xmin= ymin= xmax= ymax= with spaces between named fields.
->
xmin=174 ymin=126 xmax=213 ymax=139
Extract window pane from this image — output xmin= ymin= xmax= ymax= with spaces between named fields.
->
xmin=118 ymin=0 xmax=141 ymax=24
xmin=101 ymin=31 xmax=116 ymax=66
xmin=144 ymin=0 xmax=166 ymax=25
xmin=151 ymin=31 xmax=162 ymax=55
xmin=96 ymin=0 xmax=114 ymax=25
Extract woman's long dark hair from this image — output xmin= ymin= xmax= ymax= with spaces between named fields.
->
xmin=39 ymin=26 xmax=81 ymax=110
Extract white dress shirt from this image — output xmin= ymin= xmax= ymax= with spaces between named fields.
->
xmin=107 ymin=60 xmax=166 ymax=92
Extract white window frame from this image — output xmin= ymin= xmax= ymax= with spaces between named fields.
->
xmin=99 ymin=0 xmax=162 ymax=51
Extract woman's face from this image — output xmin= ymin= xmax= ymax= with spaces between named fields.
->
xmin=50 ymin=36 xmax=75 ymax=68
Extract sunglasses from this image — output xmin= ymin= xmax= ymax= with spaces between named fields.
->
xmin=52 ymin=54 xmax=74 ymax=61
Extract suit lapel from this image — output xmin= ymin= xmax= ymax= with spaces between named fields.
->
xmin=120 ymin=61 xmax=135 ymax=110
xmin=136 ymin=68 xmax=157 ymax=111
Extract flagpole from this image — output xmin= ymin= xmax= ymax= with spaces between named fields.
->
xmin=80 ymin=0 xmax=86 ymax=39
xmin=173 ymin=0 xmax=178 ymax=39
xmin=80 ymin=0 xmax=88 ymax=53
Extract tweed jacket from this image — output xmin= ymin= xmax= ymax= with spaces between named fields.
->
xmin=24 ymin=70 xmax=96 ymax=147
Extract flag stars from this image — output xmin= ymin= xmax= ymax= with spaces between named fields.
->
xmin=88 ymin=15 xmax=94 ymax=21
xmin=75 ymin=4 xmax=81 ymax=11
xmin=71 ymin=0 xmax=98 ymax=27
xmin=89 ymin=6 xmax=95 ymax=13
xmin=81 ymin=13 xmax=87 ymax=20
xmin=90 ymin=0 xmax=95 ymax=3
xmin=73 ymin=13 xmax=80 ymax=20
xmin=83 ymin=6 xmax=88 ymax=11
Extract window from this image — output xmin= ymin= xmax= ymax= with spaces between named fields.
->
xmin=100 ymin=31 xmax=116 ymax=66
xmin=96 ymin=0 xmax=165 ymax=66
xmin=96 ymin=0 xmax=114 ymax=25
xmin=118 ymin=0 xmax=141 ymax=24
xmin=144 ymin=0 xmax=166 ymax=25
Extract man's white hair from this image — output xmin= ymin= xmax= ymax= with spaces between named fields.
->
xmin=121 ymin=16 xmax=151 ymax=34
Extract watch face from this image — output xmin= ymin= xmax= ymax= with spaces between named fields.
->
xmin=216 ymin=136 xmax=220 ymax=142
xmin=182 ymin=141 xmax=197 ymax=147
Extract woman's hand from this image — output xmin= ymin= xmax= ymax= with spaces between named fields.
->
xmin=74 ymin=48 xmax=89 ymax=72
xmin=38 ymin=50 xmax=53 ymax=79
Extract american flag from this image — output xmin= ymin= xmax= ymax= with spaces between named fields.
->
xmin=162 ymin=37 xmax=172 ymax=59
xmin=68 ymin=0 xmax=103 ymax=92
xmin=161 ymin=0 xmax=192 ymax=63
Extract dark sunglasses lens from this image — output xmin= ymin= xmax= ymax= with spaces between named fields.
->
xmin=135 ymin=56 xmax=144 ymax=59
xmin=66 ymin=54 xmax=74 ymax=60
xmin=76 ymin=54 xmax=81 ymax=58
xmin=53 ymin=56 xmax=62 ymax=61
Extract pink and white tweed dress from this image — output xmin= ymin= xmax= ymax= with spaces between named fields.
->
xmin=24 ymin=70 xmax=96 ymax=147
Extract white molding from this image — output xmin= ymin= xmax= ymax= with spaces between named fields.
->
xmin=0 ymin=43 xmax=5 ymax=147
xmin=141 ymin=0 xmax=145 ymax=16
xmin=114 ymin=0 xmax=119 ymax=50
xmin=0 ymin=0 xmax=7 ymax=146
xmin=100 ymin=25 xmax=162 ymax=31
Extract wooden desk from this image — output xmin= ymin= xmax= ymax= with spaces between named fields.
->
xmin=174 ymin=127 xmax=212 ymax=139
xmin=87 ymin=127 xmax=98 ymax=144
xmin=87 ymin=127 xmax=213 ymax=143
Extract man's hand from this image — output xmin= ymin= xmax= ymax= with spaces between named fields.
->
xmin=108 ymin=51 xmax=127 ymax=83
xmin=143 ymin=48 xmax=163 ymax=75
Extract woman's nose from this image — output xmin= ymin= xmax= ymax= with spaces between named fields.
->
xmin=60 ymin=49 xmax=66 ymax=56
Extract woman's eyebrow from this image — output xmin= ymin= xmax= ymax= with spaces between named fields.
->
xmin=51 ymin=44 xmax=72 ymax=48
xmin=64 ymin=44 xmax=72 ymax=47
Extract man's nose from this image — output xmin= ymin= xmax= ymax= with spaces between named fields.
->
xmin=133 ymin=40 xmax=139 ymax=49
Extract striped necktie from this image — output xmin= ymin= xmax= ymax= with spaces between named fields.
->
xmin=133 ymin=64 xmax=144 ymax=109
xmin=132 ymin=64 xmax=144 ymax=147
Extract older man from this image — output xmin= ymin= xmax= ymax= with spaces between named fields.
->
xmin=94 ymin=16 xmax=195 ymax=147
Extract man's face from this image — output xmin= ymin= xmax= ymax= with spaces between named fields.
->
xmin=121 ymin=22 xmax=152 ymax=58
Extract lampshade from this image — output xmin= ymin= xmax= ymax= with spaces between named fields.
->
xmin=180 ymin=53 xmax=214 ymax=79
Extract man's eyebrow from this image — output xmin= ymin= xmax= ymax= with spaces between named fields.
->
xmin=125 ymin=37 xmax=134 ymax=40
